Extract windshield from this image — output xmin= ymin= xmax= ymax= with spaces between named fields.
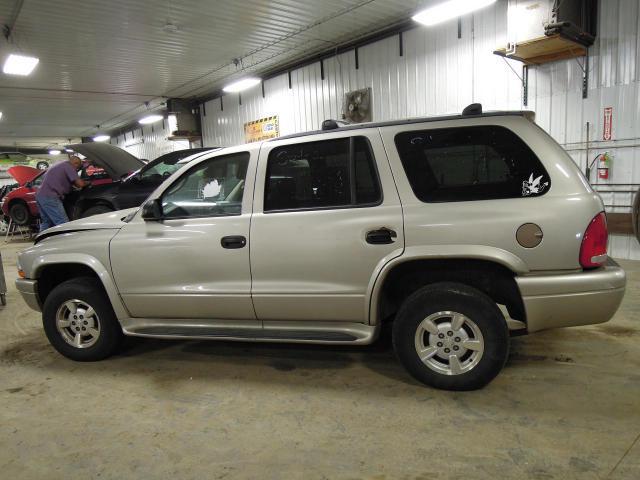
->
xmin=132 ymin=148 xmax=215 ymax=182
xmin=140 ymin=159 xmax=183 ymax=179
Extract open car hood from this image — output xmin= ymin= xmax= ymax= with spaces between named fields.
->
xmin=7 ymin=166 xmax=41 ymax=185
xmin=66 ymin=143 xmax=145 ymax=179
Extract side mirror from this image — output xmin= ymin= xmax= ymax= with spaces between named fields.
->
xmin=141 ymin=199 xmax=163 ymax=221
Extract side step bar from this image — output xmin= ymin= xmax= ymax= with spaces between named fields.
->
xmin=121 ymin=319 xmax=379 ymax=345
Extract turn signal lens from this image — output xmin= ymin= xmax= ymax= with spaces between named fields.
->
xmin=18 ymin=269 xmax=25 ymax=278
xmin=579 ymin=212 xmax=608 ymax=269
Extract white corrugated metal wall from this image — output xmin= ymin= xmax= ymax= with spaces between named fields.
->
xmin=201 ymin=4 xmax=522 ymax=146
xmin=528 ymin=0 xmax=640 ymax=259
xmin=199 ymin=0 xmax=640 ymax=259
xmin=110 ymin=120 xmax=190 ymax=161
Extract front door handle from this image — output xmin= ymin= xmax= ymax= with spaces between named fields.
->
xmin=366 ymin=228 xmax=397 ymax=245
xmin=221 ymin=235 xmax=247 ymax=249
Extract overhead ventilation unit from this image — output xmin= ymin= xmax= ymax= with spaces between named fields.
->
xmin=495 ymin=0 xmax=597 ymax=65
xmin=166 ymin=99 xmax=201 ymax=141
xmin=342 ymin=88 xmax=372 ymax=124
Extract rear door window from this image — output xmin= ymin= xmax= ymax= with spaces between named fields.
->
xmin=394 ymin=126 xmax=550 ymax=202
xmin=264 ymin=136 xmax=381 ymax=212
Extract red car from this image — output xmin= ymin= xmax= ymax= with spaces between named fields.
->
xmin=1 ymin=165 xmax=112 ymax=226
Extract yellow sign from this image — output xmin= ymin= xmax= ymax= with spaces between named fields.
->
xmin=244 ymin=115 xmax=279 ymax=143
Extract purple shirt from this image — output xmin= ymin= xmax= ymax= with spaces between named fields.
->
xmin=37 ymin=162 xmax=79 ymax=199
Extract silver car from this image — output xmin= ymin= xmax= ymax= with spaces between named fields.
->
xmin=15 ymin=105 xmax=626 ymax=390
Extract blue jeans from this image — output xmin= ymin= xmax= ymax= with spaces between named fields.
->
xmin=36 ymin=195 xmax=69 ymax=232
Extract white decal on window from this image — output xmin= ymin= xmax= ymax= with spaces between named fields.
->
xmin=522 ymin=173 xmax=548 ymax=196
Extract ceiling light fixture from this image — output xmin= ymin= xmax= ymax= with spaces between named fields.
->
xmin=64 ymin=148 xmax=73 ymax=153
xmin=0 ymin=112 xmax=3 ymax=120
xmin=49 ymin=149 xmax=61 ymax=155
xmin=222 ymin=77 xmax=261 ymax=93
xmin=3 ymin=54 xmax=40 ymax=76
xmin=139 ymin=114 xmax=164 ymax=125
xmin=412 ymin=0 xmax=497 ymax=26
xmin=93 ymin=134 xmax=110 ymax=142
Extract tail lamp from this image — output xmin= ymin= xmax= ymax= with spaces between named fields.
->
xmin=579 ymin=212 xmax=608 ymax=269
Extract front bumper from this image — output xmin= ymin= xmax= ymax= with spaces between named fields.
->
xmin=15 ymin=278 xmax=41 ymax=312
xmin=516 ymin=259 xmax=626 ymax=333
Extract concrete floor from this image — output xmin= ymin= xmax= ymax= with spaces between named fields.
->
xmin=0 ymin=239 xmax=639 ymax=480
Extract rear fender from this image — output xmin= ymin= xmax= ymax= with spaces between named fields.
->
xmin=367 ymin=245 xmax=528 ymax=325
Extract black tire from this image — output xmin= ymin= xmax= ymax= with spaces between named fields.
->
xmin=36 ymin=161 xmax=49 ymax=170
xmin=81 ymin=204 xmax=114 ymax=218
xmin=392 ymin=282 xmax=509 ymax=391
xmin=42 ymin=277 xmax=124 ymax=361
xmin=9 ymin=201 xmax=32 ymax=226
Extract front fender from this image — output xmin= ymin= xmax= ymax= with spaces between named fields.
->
xmin=32 ymin=253 xmax=129 ymax=320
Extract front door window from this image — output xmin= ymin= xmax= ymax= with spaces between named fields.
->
xmin=161 ymin=152 xmax=249 ymax=219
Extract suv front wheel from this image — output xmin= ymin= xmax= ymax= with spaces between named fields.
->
xmin=42 ymin=277 xmax=123 ymax=361
xmin=392 ymin=282 xmax=509 ymax=391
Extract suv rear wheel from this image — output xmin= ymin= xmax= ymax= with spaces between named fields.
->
xmin=42 ymin=277 xmax=123 ymax=361
xmin=392 ymin=282 xmax=509 ymax=391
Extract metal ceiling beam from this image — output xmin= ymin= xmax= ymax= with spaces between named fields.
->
xmin=3 ymin=0 xmax=26 ymax=41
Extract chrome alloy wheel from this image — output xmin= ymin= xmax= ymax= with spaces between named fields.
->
xmin=414 ymin=311 xmax=484 ymax=375
xmin=55 ymin=300 xmax=101 ymax=349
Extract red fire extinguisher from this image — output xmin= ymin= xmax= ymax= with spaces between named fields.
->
xmin=597 ymin=152 xmax=612 ymax=180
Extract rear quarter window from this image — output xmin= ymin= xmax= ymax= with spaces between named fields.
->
xmin=394 ymin=126 xmax=550 ymax=202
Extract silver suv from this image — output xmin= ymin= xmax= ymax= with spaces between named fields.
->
xmin=15 ymin=105 xmax=626 ymax=390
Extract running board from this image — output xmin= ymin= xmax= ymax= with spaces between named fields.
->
xmin=121 ymin=319 xmax=379 ymax=345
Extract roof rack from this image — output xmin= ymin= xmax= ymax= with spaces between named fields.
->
xmin=462 ymin=103 xmax=483 ymax=116
xmin=272 ymin=104 xmax=529 ymax=142
xmin=321 ymin=119 xmax=348 ymax=130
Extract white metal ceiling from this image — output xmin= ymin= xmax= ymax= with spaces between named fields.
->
xmin=0 ymin=0 xmax=429 ymax=144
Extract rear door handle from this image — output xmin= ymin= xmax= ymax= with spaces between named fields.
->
xmin=221 ymin=235 xmax=247 ymax=249
xmin=366 ymin=228 xmax=397 ymax=245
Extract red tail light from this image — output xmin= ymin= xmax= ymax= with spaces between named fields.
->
xmin=580 ymin=212 xmax=608 ymax=269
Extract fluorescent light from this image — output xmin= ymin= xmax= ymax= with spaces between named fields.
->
xmin=48 ymin=149 xmax=61 ymax=155
xmin=93 ymin=134 xmax=110 ymax=142
xmin=222 ymin=77 xmax=261 ymax=93
xmin=0 ymin=112 xmax=3 ymax=120
xmin=167 ymin=114 xmax=178 ymax=132
xmin=3 ymin=54 xmax=40 ymax=76
xmin=139 ymin=114 xmax=163 ymax=125
xmin=412 ymin=0 xmax=497 ymax=26
xmin=64 ymin=148 xmax=73 ymax=153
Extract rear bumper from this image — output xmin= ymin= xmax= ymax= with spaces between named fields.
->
xmin=516 ymin=259 xmax=626 ymax=333
xmin=15 ymin=278 xmax=41 ymax=312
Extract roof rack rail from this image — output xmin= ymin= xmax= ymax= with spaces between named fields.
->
xmin=321 ymin=119 xmax=348 ymax=130
xmin=462 ymin=103 xmax=483 ymax=116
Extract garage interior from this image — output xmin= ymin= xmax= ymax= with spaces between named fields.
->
xmin=1 ymin=0 xmax=640 ymax=478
